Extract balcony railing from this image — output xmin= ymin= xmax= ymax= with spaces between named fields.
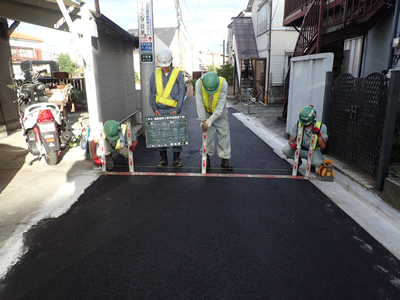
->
xmin=285 ymin=0 xmax=313 ymax=19
xmin=285 ymin=0 xmax=387 ymax=27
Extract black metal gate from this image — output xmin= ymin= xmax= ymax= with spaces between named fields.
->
xmin=329 ymin=72 xmax=389 ymax=177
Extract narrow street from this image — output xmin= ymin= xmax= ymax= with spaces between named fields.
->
xmin=1 ymin=96 xmax=400 ymax=299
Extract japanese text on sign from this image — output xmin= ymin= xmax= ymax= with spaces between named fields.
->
xmin=138 ymin=0 xmax=154 ymax=63
xmin=145 ymin=115 xmax=189 ymax=148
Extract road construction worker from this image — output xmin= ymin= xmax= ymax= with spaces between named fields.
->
xmin=90 ymin=120 xmax=138 ymax=170
xmin=149 ymin=49 xmax=186 ymax=167
xmin=195 ymin=71 xmax=233 ymax=170
xmin=282 ymin=105 xmax=328 ymax=171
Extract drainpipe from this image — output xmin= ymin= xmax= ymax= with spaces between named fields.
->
xmin=387 ymin=0 xmax=400 ymax=70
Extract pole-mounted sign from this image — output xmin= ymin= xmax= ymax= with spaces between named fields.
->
xmin=138 ymin=0 xmax=154 ymax=63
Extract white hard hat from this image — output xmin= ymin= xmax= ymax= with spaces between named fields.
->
xmin=157 ymin=49 xmax=173 ymax=67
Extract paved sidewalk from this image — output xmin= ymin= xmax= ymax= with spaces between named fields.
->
xmin=0 ymin=111 xmax=100 ymax=278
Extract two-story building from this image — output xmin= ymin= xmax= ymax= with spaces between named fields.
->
xmin=227 ymin=1 xmax=298 ymax=104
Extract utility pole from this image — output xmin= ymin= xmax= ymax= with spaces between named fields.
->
xmin=223 ymin=40 xmax=225 ymax=66
xmin=138 ymin=0 xmax=155 ymax=135
xmin=175 ymin=0 xmax=184 ymax=71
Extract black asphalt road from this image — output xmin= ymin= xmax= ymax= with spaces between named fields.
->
xmin=1 ymin=97 xmax=400 ymax=299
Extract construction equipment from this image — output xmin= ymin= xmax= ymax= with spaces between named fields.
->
xmin=201 ymin=131 xmax=207 ymax=174
xmin=292 ymin=124 xmax=315 ymax=179
xmin=127 ymin=122 xmax=134 ymax=173
xmin=317 ymin=160 xmax=335 ymax=182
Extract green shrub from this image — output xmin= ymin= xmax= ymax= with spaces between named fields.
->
xmin=216 ymin=64 xmax=234 ymax=86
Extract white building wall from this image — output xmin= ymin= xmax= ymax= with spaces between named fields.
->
xmin=250 ymin=0 xmax=297 ymax=86
xmin=361 ymin=15 xmax=393 ymax=77
xmin=9 ymin=39 xmax=42 ymax=49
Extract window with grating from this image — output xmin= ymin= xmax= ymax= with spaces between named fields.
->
xmin=257 ymin=2 xmax=267 ymax=35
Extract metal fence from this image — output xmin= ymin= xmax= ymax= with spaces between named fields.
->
xmin=328 ymin=72 xmax=389 ymax=178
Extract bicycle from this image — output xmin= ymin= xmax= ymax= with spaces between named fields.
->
xmin=239 ymin=87 xmax=266 ymax=105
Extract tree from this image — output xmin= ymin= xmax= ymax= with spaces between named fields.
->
xmin=207 ymin=66 xmax=217 ymax=73
xmin=216 ymin=64 xmax=234 ymax=86
xmin=57 ymin=53 xmax=79 ymax=74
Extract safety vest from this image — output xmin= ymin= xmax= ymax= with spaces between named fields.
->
xmin=155 ymin=68 xmax=180 ymax=108
xmin=105 ymin=123 xmax=126 ymax=150
xmin=201 ymin=77 xmax=226 ymax=113
xmin=298 ymin=121 xmax=322 ymax=150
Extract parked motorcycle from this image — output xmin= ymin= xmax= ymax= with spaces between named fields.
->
xmin=11 ymin=60 xmax=72 ymax=165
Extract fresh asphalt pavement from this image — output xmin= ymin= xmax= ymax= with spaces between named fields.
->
xmin=1 ymin=96 xmax=400 ymax=299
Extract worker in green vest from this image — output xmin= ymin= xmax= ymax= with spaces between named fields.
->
xmin=195 ymin=71 xmax=233 ymax=170
xmin=149 ymin=49 xmax=186 ymax=167
xmin=282 ymin=105 xmax=328 ymax=171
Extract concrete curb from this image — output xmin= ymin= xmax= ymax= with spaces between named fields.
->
xmin=333 ymin=172 xmax=400 ymax=229
xmin=232 ymin=111 xmax=400 ymax=260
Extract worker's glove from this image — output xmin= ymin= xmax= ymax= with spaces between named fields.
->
xmin=129 ymin=145 xmax=136 ymax=152
xmin=201 ymin=119 xmax=213 ymax=132
xmin=291 ymin=143 xmax=297 ymax=151
xmin=311 ymin=127 xmax=321 ymax=137
xmin=94 ymin=157 xmax=102 ymax=166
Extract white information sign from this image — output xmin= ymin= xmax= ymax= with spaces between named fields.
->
xmin=138 ymin=0 xmax=154 ymax=63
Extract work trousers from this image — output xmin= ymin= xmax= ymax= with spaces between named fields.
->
xmin=200 ymin=111 xmax=231 ymax=159
xmin=282 ymin=145 xmax=324 ymax=167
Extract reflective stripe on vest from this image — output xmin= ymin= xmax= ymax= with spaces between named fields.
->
xmin=298 ymin=121 xmax=322 ymax=150
xmin=201 ymin=77 xmax=226 ymax=113
xmin=155 ymin=68 xmax=180 ymax=108
xmin=114 ymin=124 xmax=126 ymax=150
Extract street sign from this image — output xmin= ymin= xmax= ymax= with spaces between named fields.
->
xmin=138 ymin=0 xmax=154 ymax=63
xmin=141 ymin=53 xmax=153 ymax=63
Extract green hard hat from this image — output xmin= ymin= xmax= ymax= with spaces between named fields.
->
xmin=202 ymin=72 xmax=220 ymax=94
xmin=299 ymin=105 xmax=316 ymax=126
xmin=103 ymin=120 xmax=120 ymax=141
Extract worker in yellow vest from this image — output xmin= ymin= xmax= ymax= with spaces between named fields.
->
xmin=90 ymin=120 xmax=138 ymax=170
xmin=195 ymin=72 xmax=233 ymax=170
xmin=149 ymin=49 xmax=186 ymax=167
xmin=282 ymin=105 xmax=328 ymax=171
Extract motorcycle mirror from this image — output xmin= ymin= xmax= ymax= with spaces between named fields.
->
xmin=20 ymin=60 xmax=33 ymax=72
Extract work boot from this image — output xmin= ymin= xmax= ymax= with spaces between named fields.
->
xmin=221 ymin=158 xmax=233 ymax=170
xmin=157 ymin=151 xmax=168 ymax=167
xmin=207 ymin=154 xmax=211 ymax=168
xmin=173 ymin=152 xmax=183 ymax=167
xmin=105 ymin=155 xmax=113 ymax=171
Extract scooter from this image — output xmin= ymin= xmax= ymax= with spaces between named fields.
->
xmin=12 ymin=60 xmax=72 ymax=165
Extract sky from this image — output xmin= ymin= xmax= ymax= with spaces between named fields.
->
xmin=13 ymin=0 xmax=247 ymax=55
